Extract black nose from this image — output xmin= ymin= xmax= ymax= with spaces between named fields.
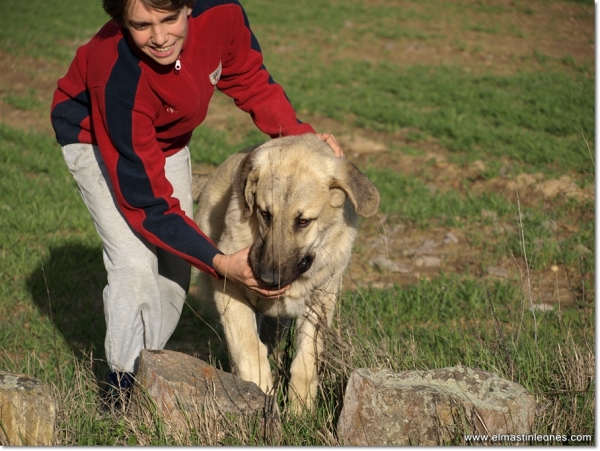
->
xmin=297 ymin=255 xmax=314 ymax=275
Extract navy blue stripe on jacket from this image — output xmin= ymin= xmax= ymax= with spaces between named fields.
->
xmin=51 ymin=90 xmax=92 ymax=146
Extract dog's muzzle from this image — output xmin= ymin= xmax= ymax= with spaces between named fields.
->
xmin=253 ymin=252 xmax=315 ymax=290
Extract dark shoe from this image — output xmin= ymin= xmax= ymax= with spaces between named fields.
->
xmin=101 ymin=371 xmax=135 ymax=412
xmin=109 ymin=371 xmax=135 ymax=391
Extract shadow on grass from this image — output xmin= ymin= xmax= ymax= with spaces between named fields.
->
xmin=26 ymin=242 xmax=108 ymax=381
xmin=26 ymin=242 xmax=232 ymax=382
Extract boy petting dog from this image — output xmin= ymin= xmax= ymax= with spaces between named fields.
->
xmin=51 ymin=0 xmax=344 ymax=404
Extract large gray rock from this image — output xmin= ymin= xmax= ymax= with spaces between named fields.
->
xmin=131 ymin=350 xmax=280 ymax=442
xmin=0 ymin=371 xmax=56 ymax=446
xmin=337 ymin=366 xmax=536 ymax=446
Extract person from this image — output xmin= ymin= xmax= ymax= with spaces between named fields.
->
xmin=50 ymin=0 xmax=344 ymax=398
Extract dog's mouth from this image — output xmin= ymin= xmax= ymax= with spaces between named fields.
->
xmin=251 ymin=250 xmax=315 ymax=290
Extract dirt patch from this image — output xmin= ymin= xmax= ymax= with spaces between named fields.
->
xmin=344 ymin=214 xmax=588 ymax=308
xmin=0 ymin=52 xmax=63 ymax=135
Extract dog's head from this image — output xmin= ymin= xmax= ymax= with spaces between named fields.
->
xmin=235 ymin=134 xmax=380 ymax=289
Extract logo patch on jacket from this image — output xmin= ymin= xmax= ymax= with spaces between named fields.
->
xmin=209 ymin=61 xmax=222 ymax=86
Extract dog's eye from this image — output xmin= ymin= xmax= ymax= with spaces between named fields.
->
xmin=259 ymin=209 xmax=271 ymax=221
xmin=297 ymin=218 xmax=312 ymax=228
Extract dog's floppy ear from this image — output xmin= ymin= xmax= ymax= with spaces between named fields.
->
xmin=330 ymin=160 xmax=380 ymax=217
xmin=236 ymin=147 xmax=260 ymax=218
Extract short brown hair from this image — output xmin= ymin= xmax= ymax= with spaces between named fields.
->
xmin=103 ymin=0 xmax=196 ymax=24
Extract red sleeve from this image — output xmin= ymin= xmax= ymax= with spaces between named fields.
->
xmin=51 ymin=42 xmax=95 ymax=146
xmin=215 ymin=4 xmax=315 ymax=138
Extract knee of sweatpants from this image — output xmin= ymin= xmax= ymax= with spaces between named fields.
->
xmin=103 ymin=249 xmax=159 ymax=285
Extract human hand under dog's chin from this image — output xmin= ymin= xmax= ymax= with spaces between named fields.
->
xmin=317 ymin=133 xmax=345 ymax=158
xmin=212 ymin=248 xmax=290 ymax=298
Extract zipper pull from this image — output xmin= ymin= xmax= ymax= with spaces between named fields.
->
xmin=175 ymin=57 xmax=181 ymax=73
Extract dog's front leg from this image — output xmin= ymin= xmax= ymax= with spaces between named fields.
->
xmin=215 ymin=290 xmax=273 ymax=394
xmin=288 ymin=300 xmax=331 ymax=414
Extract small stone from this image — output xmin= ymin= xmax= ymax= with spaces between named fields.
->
xmin=471 ymin=160 xmax=486 ymax=172
xmin=487 ymin=266 xmax=508 ymax=278
xmin=542 ymin=220 xmax=556 ymax=231
xmin=0 ymin=372 xmax=56 ymax=446
xmin=530 ymin=303 xmax=554 ymax=312
xmin=403 ymin=240 xmax=438 ymax=257
xmin=370 ymin=257 xmax=411 ymax=273
xmin=443 ymin=232 xmax=459 ymax=244
xmin=337 ymin=135 xmax=387 ymax=156
xmin=574 ymin=245 xmax=592 ymax=255
xmin=414 ymin=256 xmax=442 ymax=267
xmin=481 ymin=209 xmax=497 ymax=221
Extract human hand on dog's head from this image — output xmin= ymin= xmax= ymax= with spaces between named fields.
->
xmin=213 ymin=248 xmax=290 ymax=298
xmin=317 ymin=133 xmax=345 ymax=158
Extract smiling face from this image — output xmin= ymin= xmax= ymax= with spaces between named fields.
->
xmin=124 ymin=0 xmax=192 ymax=66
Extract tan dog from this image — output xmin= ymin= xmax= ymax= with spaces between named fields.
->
xmin=193 ymin=134 xmax=379 ymax=413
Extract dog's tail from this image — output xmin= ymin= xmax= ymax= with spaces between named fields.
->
xmin=191 ymin=173 xmax=211 ymax=203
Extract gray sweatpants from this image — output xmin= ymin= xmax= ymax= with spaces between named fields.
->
xmin=62 ymin=143 xmax=193 ymax=373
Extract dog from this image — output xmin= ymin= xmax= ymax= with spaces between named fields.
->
xmin=193 ymin=133 xmax=380 ymax=413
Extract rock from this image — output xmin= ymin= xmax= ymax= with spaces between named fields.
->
xmin=443 ymin=232 xmax=459 ymax=244
xmin=337 ymin=135 xmax=387 ymax=157
xmin=481 ymin=209 xmax=498 ymax=221
xmin=0 ymin=371 xmax=56 ymax=446
xmin=530 ymin=303 xmax=554 ymax=312
xmin=414 ymin=255 xmax=442 ymax=267
xmin=131 ymin=350 xmax=280 ymax=442
xmin=471 ymin=160 xmax=486 ymax=173
xmin=403 ymin=239 xmax=438 ymax=257
xmin=574 ymin=244 xmax=592 ymax=255
xmin=542 ymin=220 xmax=557 ymax=232
xmin=487 ymin=266 xmax=508 ymax=278
xmin=370 ymin=257 xmax=411 ymax=273
xmin=337 ymin=366 xmax=535 ymax=446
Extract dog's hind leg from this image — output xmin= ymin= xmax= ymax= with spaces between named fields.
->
xmin=216 ymin=291 xmax=273 ymax=394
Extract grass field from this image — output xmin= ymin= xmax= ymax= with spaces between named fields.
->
xmin=0 ymin=0 xmax=595 ymax=445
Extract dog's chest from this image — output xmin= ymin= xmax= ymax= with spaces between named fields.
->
xmin=249 ymin=294 xmax=308 ymax=319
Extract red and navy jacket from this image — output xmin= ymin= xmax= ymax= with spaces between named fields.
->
xmin=51 ymin=0 xmax=315 ymax=278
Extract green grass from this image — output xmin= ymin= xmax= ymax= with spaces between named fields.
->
xmin=367 ymin=166 xmax=516 ymax=220
xmin=2 ymin=89 xmax=44 ymax=111
xmin=0 ymin=0 xmax=105 ymax=63
xmin=281 ymin=64 xmax=593 ymax=173
xmin=0 ymin=125 xmax=104 ymax=374
xmin=337 ymin=276 xmax=594 ymax=442
xmin=189 ymin=126 xmax=267 ymax=166
xmin=191 ymin=68 xmax=593 ymax=177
